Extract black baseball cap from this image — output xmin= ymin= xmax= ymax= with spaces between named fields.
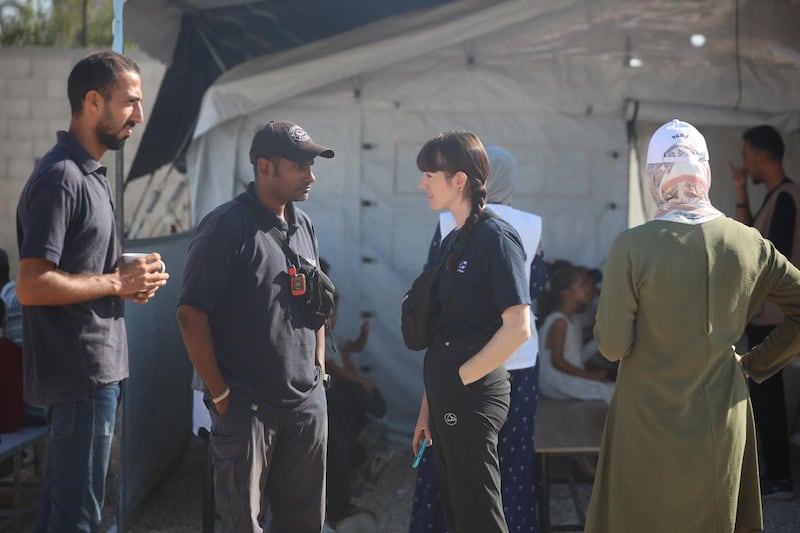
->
xmin=249 ymin=120 xmax=334 ymax=164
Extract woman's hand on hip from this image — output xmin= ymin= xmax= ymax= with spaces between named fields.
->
xmin=734 ymin=348 xmax=749 ymax=379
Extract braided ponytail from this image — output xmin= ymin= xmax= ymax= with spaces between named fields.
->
xmin=446 ymin=177 xmax=486 ymax=272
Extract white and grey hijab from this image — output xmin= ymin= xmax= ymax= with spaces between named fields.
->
xmin=646 ymin=119 xmax=724 ymax=225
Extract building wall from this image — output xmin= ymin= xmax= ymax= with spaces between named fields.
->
xmin=0 ymin=47 xmax=167 ymax=276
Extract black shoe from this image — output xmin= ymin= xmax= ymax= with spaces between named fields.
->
xmin=761 ymin=478 xmax=796 ymax=501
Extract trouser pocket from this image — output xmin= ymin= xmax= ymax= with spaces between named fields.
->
xmin=209 ymin=391 xmax=258 ymax=532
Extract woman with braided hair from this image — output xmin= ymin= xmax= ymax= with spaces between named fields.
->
xmin=411 ymin=131 xmax=532 ymax=533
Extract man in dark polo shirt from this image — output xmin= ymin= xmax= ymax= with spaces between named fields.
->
xmin=177 ymin=120 xmax=334 ymax=533
xmin=15 ymin=51 xmax=169 ymax=532
xmin=730 ymin=125 xmax=799 ymax=500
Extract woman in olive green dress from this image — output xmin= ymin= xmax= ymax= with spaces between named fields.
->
xmin=586 ymin=120 xmax=800 ymax=533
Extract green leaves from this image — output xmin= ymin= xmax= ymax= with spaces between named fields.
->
xmin=0 ymin=0 xmax=113 ymax=47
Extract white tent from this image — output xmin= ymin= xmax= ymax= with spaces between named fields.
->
xmin=185 ymin=0 xmax=800 ymax=444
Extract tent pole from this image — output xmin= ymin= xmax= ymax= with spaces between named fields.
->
xmin=112 ymin=2 xmax=126 ymax=533
xmin=113 ymin=1 xmax=125 ymax=240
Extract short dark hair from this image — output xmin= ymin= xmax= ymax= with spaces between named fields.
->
xmin=67 ymin=51 xmax=140 ymax=115
xmin=743 ymin=125 xmax=784 ymax=162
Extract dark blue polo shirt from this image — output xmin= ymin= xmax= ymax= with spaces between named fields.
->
xmin=432 ymin=215 xmax=530 ymax=348
xmin=16 ymin=131 xmax=127 ymax=407
xmin=178 ymin=183 xmax=322 ymax=408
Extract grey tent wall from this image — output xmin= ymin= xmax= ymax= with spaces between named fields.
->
xmin=118 ymin=230 xmax=194 ymax=526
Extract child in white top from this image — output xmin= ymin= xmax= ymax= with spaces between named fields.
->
xmin=538 ymin=265 xmax=615 ymax=403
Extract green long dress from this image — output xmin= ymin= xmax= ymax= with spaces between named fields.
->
xmin=585 ymin=217 xmax=800 ymax=533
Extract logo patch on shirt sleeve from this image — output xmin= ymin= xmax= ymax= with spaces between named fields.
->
xmin=456 ymin=260 xmax=468 ymax=273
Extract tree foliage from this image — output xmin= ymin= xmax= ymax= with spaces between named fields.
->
xmin=0 ymin=0 xmax=55 ymax=45
xmin=0 ymin=0 xmax=113 ymax=47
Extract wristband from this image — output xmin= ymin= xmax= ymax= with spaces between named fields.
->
xmin=212 ymin=385 xmax=230 ymax=404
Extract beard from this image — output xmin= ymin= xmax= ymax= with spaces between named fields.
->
xmin=97 ymin=128 xmax=127 ymax=151
xmin=96 ymin=109 xmax=133 ymax=151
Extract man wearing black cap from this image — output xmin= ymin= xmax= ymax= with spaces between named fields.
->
xmin=177 ymin=120 xmax=334 ymax=532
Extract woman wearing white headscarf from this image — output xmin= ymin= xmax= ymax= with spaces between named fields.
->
xmin=585 ymin=120 xmax=800 ymax=532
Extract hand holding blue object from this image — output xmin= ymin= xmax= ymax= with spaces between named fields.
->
xmin=411 ymin=438 xmax=430 ymax=468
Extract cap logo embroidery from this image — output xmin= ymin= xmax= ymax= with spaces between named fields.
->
xmin=289 ymin=125 xmax=310 ymax=143
xmin=444 ymin=412 xmax=457 ymax=426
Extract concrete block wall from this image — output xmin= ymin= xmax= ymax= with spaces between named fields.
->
xmin=0 ymin=48 xmax=166 ymax=276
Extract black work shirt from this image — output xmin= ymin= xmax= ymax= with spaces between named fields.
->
xmin=16 ymin=131 xmax=126 ymax=406
xmin=178 ymin=183 xmax=322 ymax=408
xmin=755 ymin=177 xmax=796 ymax=258
xmin=432 ymin=215 xmax=530 ymax=348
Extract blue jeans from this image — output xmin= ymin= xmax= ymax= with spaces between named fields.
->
xmin=33 ymin=383 xmax=121 ymax=533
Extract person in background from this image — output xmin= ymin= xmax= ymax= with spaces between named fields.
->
xmin=537 ymin=265 xmax=614 ymax=404
xmin=322 ymin=259 xmax=387 ymax=527
xmin=0 ymin=248 xmax=23 ymax=354
xmin=576 ymin=267 xmax=602 ymax=342
xmin=0 ymin=247 xmax=46 ymax=430
xmin=411 ymin=132 xmax=531 ymax=533
xmin=730 ymin=124 xmax=798 ymax=499
xmin=0 ymin=249 xmax=7 ymax=329
xmin=410 ymin=145 xmax=545 ymax=532
xmin=16 ymin=51 xmax=168 ymax=532
xmin=578 ymin=268 xmax=619 ymax=381
xmin=177 ymin=120 xmax=334 ymax=533
xmin=0 ymin=247 xmax=25 ymax=433
xmin=586 ymin=119 xmax=800 ymax=532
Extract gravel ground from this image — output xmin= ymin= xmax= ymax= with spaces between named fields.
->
xmin=124 ymin=435 xmax=418 ymax=533
xmin=123 ymin=437 xmax=800 ymax=532
xmin=6 ymin=432 xmax=800 ymax=532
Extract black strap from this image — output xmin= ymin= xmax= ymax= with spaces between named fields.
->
xmin=444 ymin=208 xmax=499 ymax=265
xmin=267 ymin=227 xmax=317 ymax=270
xmin=234 ymin=194 xmax=336 ymax=350
xmin=421 ymin=210 xmax=496 ymax=316
xmin=234 ymin=194 xmax=310 ymax=267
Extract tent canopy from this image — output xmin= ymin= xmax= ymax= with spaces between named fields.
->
xmin=123 ymin=0 xmax=452 ymax=180
xmin=194 ymin=0 xmax=800 ymax=132
xmin=174 ymin=0 xmax=800 ymax=443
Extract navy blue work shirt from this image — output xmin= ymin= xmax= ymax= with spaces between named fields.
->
xmin=431 ymin=215 xmax=530 ymax=348
xmin=178 ymin=182 xmax=322 ymax=408
xmin=16 ymin=131 xmax=126 ymax=406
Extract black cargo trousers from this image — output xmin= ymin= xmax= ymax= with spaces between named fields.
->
xmin=423 ymin=337 xmax=511 ymax=533
xmin=207 ymin=383 xmax=327 ymax=533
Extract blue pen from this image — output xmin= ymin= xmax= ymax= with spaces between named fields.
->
xmin=411 ymin=438 xmax=429 ymax=468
